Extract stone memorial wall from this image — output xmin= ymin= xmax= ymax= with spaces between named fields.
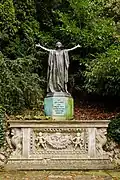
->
xmin=4 ymin=120 xmax=114 ymax=170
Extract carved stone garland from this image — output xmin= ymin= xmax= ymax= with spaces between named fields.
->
xmin=32 ymin=129 xmax=88 ymax=155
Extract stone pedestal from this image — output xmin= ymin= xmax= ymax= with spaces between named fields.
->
xmin=44 ymin=92 xmax=74 ymax=120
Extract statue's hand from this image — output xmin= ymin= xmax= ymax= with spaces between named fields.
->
xmin=36 ymin=43 xmax=41 ymax=47
xmin=77 ymin=44 xmax=81 ymax=48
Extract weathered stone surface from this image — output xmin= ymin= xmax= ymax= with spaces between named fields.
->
xmin=74 ymin=175 xmax=96 ymax=180
xmin=74 ymin=176 xmax=112 ymax=180
xmin=48 ymin=175 xmax=72 ymax=180
xmin=103 ymin=177 xmax=112 ymax=180
xmin=5 ymin=120 xmax=114 ymax=170
xmin=5 ymin=159 xmax=113 ymax=170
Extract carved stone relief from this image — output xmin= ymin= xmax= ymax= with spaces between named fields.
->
xmin=31 ymin=128 xmax=88 ymax=158
xmin=4 ymin=121 xmax=114 ymax=170
xmin=105 ymin=140 xmax=120 ymax=166
xmin=35 ymin=132 xmax=47 ymax=150
xmin=0 ymin=127 xmax=22 ymax=165
xmin=36 ymin=132 xmax=72 ymax=149
xmin=10 ymin=128 xmax=23 ymax=157
xmin=72 ymin=132 xmax=84 ymax=150
xmin=95 ymin=128 xmax=108 ymax=157
xmin=0 ymin=129 xmax=12 ymax=166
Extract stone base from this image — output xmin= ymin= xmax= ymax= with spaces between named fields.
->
xmin=44 ymin=92 xmax=74 ymax=120
xmin=5 ymin=120 xmax=114 ymax=170
xmin=5 ymin=159 xmax=113 ymax=170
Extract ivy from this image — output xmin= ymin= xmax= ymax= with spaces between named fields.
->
xmin=0 ymin=106 xmax=5 ymax=148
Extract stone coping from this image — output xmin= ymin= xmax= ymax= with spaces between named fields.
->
xmin=46 ymin=92 xmax=72 ymax=97
xmin=9 ymin=158 xmax=110 ymax=160
xmin=8 ymin=119 xmax=110 ymax=128
xmin=8 ymin=119 xmax=110 ymax=123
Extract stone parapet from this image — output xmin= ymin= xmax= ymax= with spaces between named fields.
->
xmin=5 ymin=120 xmax=114 ymax=170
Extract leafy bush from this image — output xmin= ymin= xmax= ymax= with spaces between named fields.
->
xmin=85 ymin=45 xmax=120 ymax=96
xmin=107 ymin=118 xmax=120 ymax=144
xmin=0 ymin=53 xmax=45 ymax=114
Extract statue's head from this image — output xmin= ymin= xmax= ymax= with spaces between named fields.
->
xmin=56 ymin=42 xmax=63 ymax=49
xmin=39 ymin=132 xmax=43 ymax=136
xmin=77 ymin=132 xmax=81 ymax=137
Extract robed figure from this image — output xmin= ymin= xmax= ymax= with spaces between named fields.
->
xmin=36 ymin=42 xmax=80 ymax=93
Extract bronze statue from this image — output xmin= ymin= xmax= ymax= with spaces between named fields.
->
xmin=36 ymin=42 xmax=80 ymax=93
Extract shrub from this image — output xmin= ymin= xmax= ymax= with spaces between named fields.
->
xmin=0 ymin=53 xmax=45 ymax=114
xmin=85 ymin=45 xmax=120 ymax=96
xmin=107 ymin=117 xmax=120 ymax=144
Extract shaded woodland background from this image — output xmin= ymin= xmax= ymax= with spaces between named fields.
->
xmin=0 ymin=0 xmax=120 ymax=116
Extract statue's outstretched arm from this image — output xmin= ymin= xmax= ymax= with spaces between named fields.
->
xmin=36 ymin=43 xmax=52 ymax=52
xmin=66 ymin=44 xmax=81 ymax=52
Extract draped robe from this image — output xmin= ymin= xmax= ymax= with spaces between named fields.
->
xmin=47 ymin=50 xmax=69 ymax=93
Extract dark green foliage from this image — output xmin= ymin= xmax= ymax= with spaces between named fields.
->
xmin=0 ymin=53 xmax=45 ymax=114
xmin=107 ymin=118 xmax=120 ymax=144
xmin=0 ymin=0 xmax=18 ymax=59
xmin=52 ymin=0 xmax=120 ymax=95
xmin=85 ymin=44 xmax=120 ymax=96
xmin=0 ymin=0 xmax=120 ymax=113
xmin=0 ymin=106 xmax=5 ymax=148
